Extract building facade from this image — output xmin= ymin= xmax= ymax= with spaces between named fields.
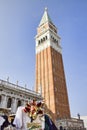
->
xmin=35 ymin=8 xmax=71 ymax=121
xmin=0 ymin=79 xmax=42 ymax=113
xmin=56 ymin=118 xmax=85 ymax=130
xmin=79 ymin=116 xmax=87 ymax=129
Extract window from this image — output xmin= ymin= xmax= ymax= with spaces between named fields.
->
xmin=7 ymin=98 xmax=12 ymax=108
xmin=17 ymin=100 xmax=21 ymax=107
xmin=43 ymin=37 xmax=45 ymax=41
xmin=41 ymin=39 xmax=43 ymax=43
xmin=45 ymin=36 xmax=47 ymax=40
xmin=38 ymin=40 xmax=40 ymax=45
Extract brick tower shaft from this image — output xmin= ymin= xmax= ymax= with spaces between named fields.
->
xmin=35 ymin=8 xmax=71 ymax=121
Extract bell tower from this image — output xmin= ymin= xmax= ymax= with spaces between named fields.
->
xmin=35 ymin=8 xmax=71 ymax=121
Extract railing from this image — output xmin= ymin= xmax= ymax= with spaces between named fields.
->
xmin=0 ymin=79 xmax=41 ymax=97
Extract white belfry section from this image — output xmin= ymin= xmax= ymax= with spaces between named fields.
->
xmin=36 ymin=36 xmax=62 ymax=54
xmin=35 ymin=8 xmax=62 ymax=54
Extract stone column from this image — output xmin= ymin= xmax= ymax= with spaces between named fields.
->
xmin=11 ymin=98 xmax=17 ymax=113
xmin=23 ymin=100 xmax=27 ymax=106
xmin=1 ymin=95 xmax=7 ymax=108
xmin=21 ymin=99 xmax=25 ymax=106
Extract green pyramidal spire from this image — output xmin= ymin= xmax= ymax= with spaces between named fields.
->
xmin=39 ymin=8 xmax=53 ymax=26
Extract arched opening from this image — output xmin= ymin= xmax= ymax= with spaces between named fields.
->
xmin=45 ymin=36 xmax=47 ymax=40
xmin=43 ymin=37 xmax=45 ymax=42
xmin=17 ymin=100 xmax=21 ymax=107
xmin=38 ymin=40 xmax=40 ymax=45
xmin=7 ymin=97 xmax=12 ymax=108
xmin=41 ymin=39 xmax=43 ymax=43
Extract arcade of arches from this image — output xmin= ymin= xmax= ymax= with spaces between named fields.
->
xmin=0 ymin=95 xmax=23 ymax=113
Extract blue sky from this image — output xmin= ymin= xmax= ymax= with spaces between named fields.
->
xmin=0 ymin=0 xmax=87 ymax=117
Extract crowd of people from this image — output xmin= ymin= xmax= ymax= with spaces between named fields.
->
xmin=0 ymin=100 xmax=58 ymax=130
xmin=0 ymin=113 xmax=58 ymax=130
